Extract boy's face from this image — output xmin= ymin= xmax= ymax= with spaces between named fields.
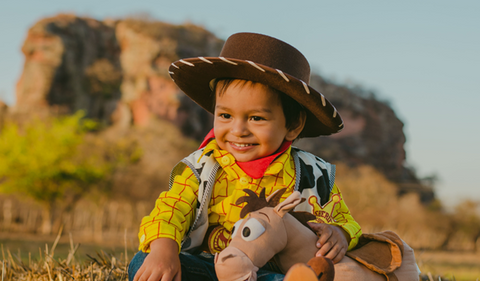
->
xmin=214 ymin=80 xmax=302 ymax=162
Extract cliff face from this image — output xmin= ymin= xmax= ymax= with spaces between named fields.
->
xmin=114 ymin=19 xmax=222 ymax=138
xmin=15 ymin=15 xmax=221 ymax=138
xmin=300 ymin=75 xmax=409 ymax=182
xmin=15 ymin=14 xmax=121 ymax=121
xmin=13 ymin=14 xmax=433 ymax=201
xmin=295 ymin=75 xmax=434 ymax=201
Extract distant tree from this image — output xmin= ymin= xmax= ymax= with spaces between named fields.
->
xmin=454 ymin=200 xmax=480 ymax=252
xmin=0 ymin=112 xmax=141 ymax=234
xmin=420 ymin=173 xmax=440 ymax=188
xmin=437 ymin=215 xmax=458 ymax=251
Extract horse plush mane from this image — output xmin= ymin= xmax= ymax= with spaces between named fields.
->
xmin=237 ymin=188 xmax=285 ymax=218
xmin=214 ymin=188 xmax=334 ymax=281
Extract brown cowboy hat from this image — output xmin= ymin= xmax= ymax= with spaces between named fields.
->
xmin=168 ymin=32 xmax=343 ymax=137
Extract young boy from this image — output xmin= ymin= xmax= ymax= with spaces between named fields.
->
xmin=129 ymin=32 xmax=362 ymax=281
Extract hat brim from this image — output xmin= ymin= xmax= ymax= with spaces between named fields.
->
xmin=169 ymin=57 xmax=344 ymax=137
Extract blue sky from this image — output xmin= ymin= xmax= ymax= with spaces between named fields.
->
xmin=1 ymin=0 xmax=479 ymax=206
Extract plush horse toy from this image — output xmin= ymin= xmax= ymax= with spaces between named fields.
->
xmin=214 ymin=188 xmax=335 ymax=281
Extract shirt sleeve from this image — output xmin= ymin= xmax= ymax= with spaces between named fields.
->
xmin=327 ymin=183 xmax=362 ymax=251
xmin=137 ymin=166 xmax=199 ymax=253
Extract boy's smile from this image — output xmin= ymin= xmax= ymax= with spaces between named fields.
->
xmin=214 ymin=80 xmax=300 ymax=162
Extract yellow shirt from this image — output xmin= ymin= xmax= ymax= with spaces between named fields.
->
xmin=138 ymin=140 xmax=361 ymax=253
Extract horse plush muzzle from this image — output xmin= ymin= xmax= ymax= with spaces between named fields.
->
xmin=215 ymin=246 xmax=259 ymax=281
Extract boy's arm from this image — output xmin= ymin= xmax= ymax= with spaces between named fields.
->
xmin=327 ymin=183 xmax=362 ymax=250
xmin=133 ymin=238 xmax=181 ymax=281
xmin=308 ymin=183 xmax=361 ymax=263
xmin=138 ymin=166 xmax=200 ymax=253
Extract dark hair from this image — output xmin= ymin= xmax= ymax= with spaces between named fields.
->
xmin=212 ymin=78 xmax=306 ymax=136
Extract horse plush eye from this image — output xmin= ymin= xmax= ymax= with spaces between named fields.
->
xmin=241 ymin=218 xmax=265 ymax=242
xmin=231 ymin=219 xmax=244 ymax=239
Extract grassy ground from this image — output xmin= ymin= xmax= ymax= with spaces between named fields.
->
xmin=1 ymin=234 xmax=133 ymax=280
xmin=416 ymin=250 xmax=480 ymax=281
xmin=1 ymin=237 xmax=137 ymax=263
xmin=2 ymin=235 xmax=480 ymax=280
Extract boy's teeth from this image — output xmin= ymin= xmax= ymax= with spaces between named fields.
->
xmin=233 ymin=143 xmax=251 ymax=147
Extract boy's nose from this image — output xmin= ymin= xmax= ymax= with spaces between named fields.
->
xmin=230 ymin=120 xmax=250 ymax=137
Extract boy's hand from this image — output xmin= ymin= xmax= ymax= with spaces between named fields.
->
xmin=307 ymin=222 xmax=350 ymax=264
xmin=133 ymin=238 xmax=181 ymax=281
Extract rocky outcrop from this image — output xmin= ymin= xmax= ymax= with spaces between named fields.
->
xmin=297 ymin=75 xmax=434 ymax=202
xmin=15 ymin=14 xmax=121 ymax=122
xmin=300 ymin=75 xmax=409 ymax=182
xmin=114 ymin=18 xmax=222 ymax=138
xmin=13 ymin=14 xmax=433 ymax=202
xmin=15 ymin=15 xmax=221 ymax=138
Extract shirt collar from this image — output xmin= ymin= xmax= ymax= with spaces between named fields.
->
xmin=199 ymin=131 xmax=293 ymax=180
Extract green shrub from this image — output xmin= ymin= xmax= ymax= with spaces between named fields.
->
xmin=0 ymin=112 xmax=141 ymax=233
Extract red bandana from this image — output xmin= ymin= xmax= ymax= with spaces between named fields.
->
xmin=199 ymin=129 xmax=292 ymax=179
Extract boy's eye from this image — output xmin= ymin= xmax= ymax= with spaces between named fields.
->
xmin=250 ymin=116 xmax=265 ymax=121
xmin=220 ymin=113 xmax=231 ymax=119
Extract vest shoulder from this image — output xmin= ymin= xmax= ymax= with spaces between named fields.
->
xmin=292 ymin=147 xmax=331 ymax=166
xmin=181 ymin=147 xmax=215 ymax=164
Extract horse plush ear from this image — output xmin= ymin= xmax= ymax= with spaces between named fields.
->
xmin=274 ymin=191 xmax=302 ymax=218
xmin=266 ymin=188 xmax=287 ymax=206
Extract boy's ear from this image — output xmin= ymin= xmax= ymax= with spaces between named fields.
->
xmin=285 ymin=111 xmax=306 ymax=141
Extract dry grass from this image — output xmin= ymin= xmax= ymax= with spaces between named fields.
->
xmin=416 ymin=250 xmax=480 ymax=281
xmin=336 ymin=163 xmax=479 ymax=251
xmin=2 ymin=230 xmax=480 ymax=280
xmin=0 ymin=228 xmax=129 ymax=281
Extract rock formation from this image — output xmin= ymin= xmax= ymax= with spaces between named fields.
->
xmin=15 ymin=14 xmax=121 ymax=122
xmin=114 ymin=19 xmax=222 ymax=138
xmin=299 ymin=75 xmax=407 ymax=181
xmin=15 ymin=15 xmax=221 ymax=138
xmin=299 ymin=75 xmax=434 ymax=202
xmin=13 ymin=14 xmax=434 ymax=202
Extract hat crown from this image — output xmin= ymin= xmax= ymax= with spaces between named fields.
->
xmin=220 ymin=33 xmax=311 ymax=84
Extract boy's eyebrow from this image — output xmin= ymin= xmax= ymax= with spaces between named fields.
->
xmin=215 ymin=105 xmax=231 ymax=111
xmin=215 ymin=105 xmax=273 ymax=114
xmin=249 ymin=108 xmax=273 ymax=114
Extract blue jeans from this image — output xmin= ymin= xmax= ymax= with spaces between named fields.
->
xmin=128 ymin=251 xmax=284 ymax=281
